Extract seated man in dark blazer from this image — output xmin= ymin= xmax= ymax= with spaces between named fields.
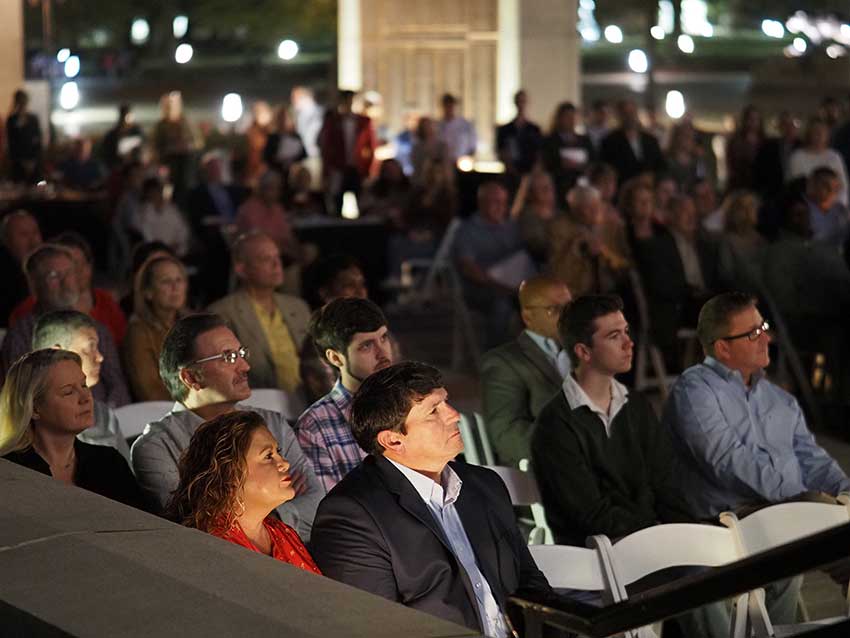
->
xmin=311 ymin=361 xmax=552 ymax=637
xmin=481 ymin=275 xmax=571 ymax=466
xmin=639 ymin=194 xmax=720 ymax=368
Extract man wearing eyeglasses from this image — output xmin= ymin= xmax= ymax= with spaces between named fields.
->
xmin=663 ymin=292 xmax=850 ymax=624
xmin=480 ymin=275 xmax=571 ymax=466
xmin=130 ymin=313 xmax=322 ymax=540
xmin=663 ymin=291 xmax=849 ymax=525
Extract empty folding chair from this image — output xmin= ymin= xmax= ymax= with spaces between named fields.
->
xmin=114 ymin=401 xmax=174 ymax=441
xmin=458 ymin=413 xmax=481 ymax=465
xmin=591 ymin=523 xmax=746 ymax=638
xmin=484 ymin=464 xmax=554 ymax=545
xmin=720 ymin=497 xmax=850 ymax=637
xmin=473 ymin=412 xmax=495 ymax=466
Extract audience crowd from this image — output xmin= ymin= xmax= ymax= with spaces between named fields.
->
xmin=3 ymin=84 xmax=850 ymax=637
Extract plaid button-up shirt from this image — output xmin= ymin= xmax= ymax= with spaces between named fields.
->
xmin=295 ymin=379 xmax=367 ymax=493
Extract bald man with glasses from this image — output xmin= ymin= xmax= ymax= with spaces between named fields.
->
xmin=130 ymin=313 xmax=322 ymax=539
xmin=480 ymin=276 xmax=572 ymax=466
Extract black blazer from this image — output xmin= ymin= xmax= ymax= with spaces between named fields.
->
xmin=600 ymin=128 xmax=666 ymax=183
xmin=310 ymin=455 xmax=551 ymax=633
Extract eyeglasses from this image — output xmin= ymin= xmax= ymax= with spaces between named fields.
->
xmin=189 ymin=346 xmax=250 ymax=366
xmin=716 ymin=321 xmax=770 ymax=343
xmin=525 ymin=304 xmax=566 ymax=318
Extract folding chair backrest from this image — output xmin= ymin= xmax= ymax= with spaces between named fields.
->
xmin=593 ymin=523 xmax=740 ymax=590
xmin=483 ymin=465 xmax=541 ymax=506
xmin=473 ymin=412 xmax=495 ymax=466
xmin=114 ymin=401 xmax=174 ymax=439
xmin=720 ymin=498 xmax=850 ymax=557
xmin=458 ymin=413 xmax=481 ymax=465
xmin=519 ymin=458 xmax=554 ymax=545
xmin=529 ymin=544 xmax=610 ymax=592
xmin=245 ymin=388 xmax=305 ymax=420
xmin=422 ymin=218 xmax=463 ymax=295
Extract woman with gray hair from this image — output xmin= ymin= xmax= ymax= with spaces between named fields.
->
xmin=0 ymin=349 xmax=143 ymax=508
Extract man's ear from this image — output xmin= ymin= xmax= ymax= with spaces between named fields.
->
xmin=376 ymin=429 xmax=403 ymax=455
xmin=325 ymin=348 xmax=345 ymax=370
xmin=574 ymin=342 xmax=592 ymax=365
xmin=179 ymin=367 xmax=203 ymax=392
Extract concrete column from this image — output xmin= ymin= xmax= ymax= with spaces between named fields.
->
xmin=496 ymin=0 xmax=521 ymax=124
xmin=517 ymin=0 xmax=580 ymax=126
xmin=338 ymin=0 xmax=363 ymax=91
xmin=0 ymin=1 xmax=25 ymax=116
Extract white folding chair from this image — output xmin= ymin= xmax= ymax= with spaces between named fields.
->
xmin=529 ymin=544 xmax=613 ymax=601
xmin=473 ymin=412 xmax=495 ymax=466
xmin=114 ymin=401 xmax=174 ymax=439
xmin=245 ymin=388 xmax=305 ymax=420
xmin=518 ymin=458 xmax=555 ymax=546
xmin=484 ymin=464 xmax=554 ymax=545
xmin=591 ymin=523 xmax=746 ymax=638
xmin=458 ymin=413 xmax=481 ymax=465
xmin=720 ymin=497 xmax=850 ymax=637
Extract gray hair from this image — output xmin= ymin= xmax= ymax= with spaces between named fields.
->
xmin=32 ymin=310 xmax=97 ymax=350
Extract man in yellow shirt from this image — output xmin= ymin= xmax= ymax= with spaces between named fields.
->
xmin=208 ymin=231 xmax=311 ymax=395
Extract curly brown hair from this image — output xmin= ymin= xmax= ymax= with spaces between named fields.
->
xmin=166 ymin=410 xmax=266 ymax=532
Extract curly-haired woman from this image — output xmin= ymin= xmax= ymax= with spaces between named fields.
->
xmin=167 ymin=410 xmax=320 ymax=573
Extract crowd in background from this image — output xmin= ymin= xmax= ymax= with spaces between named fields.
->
xmin=2 ymin=81 xmax=850 ymax=637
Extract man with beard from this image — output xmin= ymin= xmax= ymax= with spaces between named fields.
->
xmin=0 ymin=244 xmax=130 ymax=407
xmin=295 ymin=298 xmax=395 ymax=492
xmin=131 ymin=313 xmax=322 ymax=540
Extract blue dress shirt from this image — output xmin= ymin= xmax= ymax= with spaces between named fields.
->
xmin=387 ymin=459 xmax=509 ymax=638
xmin=663 ymin=357 xmax=850 ymax=519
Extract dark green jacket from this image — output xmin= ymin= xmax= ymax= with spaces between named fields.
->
xmin=531 ymin=388 xmax=692 ymax=546
xmin=480 ymin=332 xmax=563 ymax=467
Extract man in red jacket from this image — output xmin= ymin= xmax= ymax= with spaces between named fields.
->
xmin=318 ymin=89 xmax=376 ymax=214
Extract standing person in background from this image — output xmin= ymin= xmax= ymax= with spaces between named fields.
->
xmin=291 ymin=86 xmax=324 ymax=158
xmin=585 ymin=100 xmax=611 ymax=154
xmin=541 ymin=102 xmax=594 ymax=205
xmin=318 ymin=90 xmax=376 ymax=215
xmin=496 ymin=89 xmax=542 ymax=177
xmin=263 ymin=106 xmax=307 ymax=184
xmin=437 ymin=93 xmax=477 ymax=162
xmin=123 ymin=255 xmax=189 ymax=402
xmin=152 ymin=91 xmax=196 ymax=206
xmin=101 ymin=104 xmax=144 ymax=170
xmin=600 ymin=99 xmax=666 ymax=184
xmin=725 ymin=104 xmax=765 ymax=191
xmin=244 ymin=101 xmax=272 ymax=186
xmin=6 ymin=89 xmax=42 ymax=184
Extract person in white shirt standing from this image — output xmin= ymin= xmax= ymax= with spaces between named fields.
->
xmin=438 ymin=93 xmax=477 ymax=163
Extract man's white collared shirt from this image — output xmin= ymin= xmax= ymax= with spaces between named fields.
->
xmin=561 ymin=374 xmax=629 ymax=437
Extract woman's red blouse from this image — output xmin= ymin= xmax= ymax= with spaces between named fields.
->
xmin=212 ymin=517 xmax=321 ymax=575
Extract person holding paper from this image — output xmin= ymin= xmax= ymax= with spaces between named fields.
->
xmin=453 ymin=181 xmax=529 ymax=348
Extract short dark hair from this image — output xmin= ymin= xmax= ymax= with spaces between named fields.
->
xmin=349 ymin=361 xmax=443 ymax=456
xmin=51 ymin=231 xmax=93 ymax=265
xmin=32 ymin=310 xmax=97 ymax=350
xmin=309 ymin=298 xmax=387 ymax=366
xmin=558 ymin=294 xmax=624 ymax=368
xmin=302 ymin=253 xmax=363 ymax=308
xmin=696 ymin=292 xmax=758 ymax=356
xmin=141 ymin=177 xmax=163 ymax=199
xmin=160 ymin=313 xmax=230 ymax=402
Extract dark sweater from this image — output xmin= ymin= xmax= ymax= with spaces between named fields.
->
xmin=531 ymin=388 xmax=692 ymax=546
xmin=4 ymin=439 xmax=145 ymax=510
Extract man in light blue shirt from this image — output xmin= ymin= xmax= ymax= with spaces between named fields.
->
xmin=664 ymin=292 xmax=849 ymax=520
xmin=664 ymin=292 xmax=850 ymax=623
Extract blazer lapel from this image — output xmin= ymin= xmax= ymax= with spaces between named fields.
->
xmin=517 ymin=332 xmax=562 ymax=387
xmin=234 ymin=291 xmax=276 ymax=373
xmin=373 ymin=457 xmax=482 ymax=619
